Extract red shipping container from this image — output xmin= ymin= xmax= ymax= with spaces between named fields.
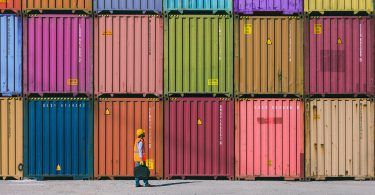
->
xmin=94 ymin=98 xmax=163 ymax=179
xmin=0 ymin=0 xmax=21 ymax=13
xmin=164 ymin=98 xmax=234 ymax=179
xmin=235 ymin=99 xmax=304 ymax=180
xmin=94 ymin=15 xmax=163 ymax=96
xmin=305 ymin=16 xmax=375 ymax=96
xmin=23 ymin=14 xmax=93 ymax=96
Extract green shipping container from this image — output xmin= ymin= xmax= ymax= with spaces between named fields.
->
xmin=164 ymin=15 xmax=233 ymax=97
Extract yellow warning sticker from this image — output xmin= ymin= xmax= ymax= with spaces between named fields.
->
xmin=244 ymin=24 xmax=252 ymax=35
xmin=313 ymin=114 xmax=320 ymax=120
xmin=267 ymin=160 xmax=273 ymax=167
xmin=67 ymin=79 xmax=78 ymax=86
xmin=146 ymin=159 xmax=154 ymax=170
xmin=337 ymin=38 xmax=343 ymax=45
xmin=56 ymin=164 xmax=61 ymax=171
xmin=266 ymin=38 xmax=272 ymax=45
xmin=208 ymin=79 xmax=218 ymax=86
xmin=197 ymin=119 xmax=203 ymax=125
xmin=102 ymin=31 xmax=113 ymax=36
xmin=0 ymin=0 xmax=8 ymax=3
xmin=314 ymin=24 xmax=322 ymax=35
xmin=105 ymin=108 xmax=110 ymax=115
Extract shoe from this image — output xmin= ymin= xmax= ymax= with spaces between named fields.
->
xmin=136 ymin=185 xmax=143 ymax=187
xmin=145 ymin=184 xmax=154 ymax=187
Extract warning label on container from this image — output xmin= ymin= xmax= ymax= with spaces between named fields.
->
xmin=0 ymin=0 xmax=8 ymax=3
xmin=314 ymin=24 xmax=322 ymax=35
xmin=244 ymin=24 xmax=252 ymax=35
xmin=102 ymin=31 xmax=113 ymax=36
xmin=67 ymin=79 xmax=78 ymax=86
xmin=146 ymin=159 xmax=154 ymax=170
xmin=208 ymin=79 xmax=218 ymax=86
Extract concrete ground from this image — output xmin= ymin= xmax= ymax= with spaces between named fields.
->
xmin=0 ymin=180 xmax=374 ymax=195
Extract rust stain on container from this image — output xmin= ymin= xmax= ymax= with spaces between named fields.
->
xmin=94 ymin=15 xmax=163 ymax=96
xmin=23 ymin=0 xmax=92 ymax=13
xmin=0 ymin=98 xmax=23 ymax=180
xmin=234 ymin=16 xmax=304 ymax=96
xmin=305 ymin=98 xmax=374 ymax=180
xmin=94 ymin=98 xmax=163 ymax=179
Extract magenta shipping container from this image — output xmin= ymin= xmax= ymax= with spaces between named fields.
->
xmin=234 ymin=0 xmax=303 ymax=14
xmin=94 ymin=15 xmax=163 ymax=96
xmin=305 ymin=16 xmax=375 ymax=96
xmin=164 ymin=98 xmax=234 ymax=180
xmin=235 ymin=99 xmax=304 ymax=180
xmin=23 ymin=14 xmax=93 ymax=96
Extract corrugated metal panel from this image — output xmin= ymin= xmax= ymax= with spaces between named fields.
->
xmin=234 ymin=16 xmax=304 ymax=96
xmin=24 ymin=98 xmax=93 ymax=179
xmin=22 ymin=0 xmax=92 ymax=13
xmin=305 ymin=98 xmax=375 ymax=180
xmin=164 ymin=98 xmax=234 ymax=179
xmin=94 ymin=98 xmax=163 ymax=179
xmin=235 ymin=99 xmax=304 ymax=180
xmin=164 ymin=0 xmax=233 ymax=14
xmin=94 ymin=15 xmax=163 ymax=96
xmin=93 ymin=0 xmax=163 ymax=14
xmin=23 ymin=15 xmax=93 ymax=96
xmin=0 ymin=98 xmax=23 ymax=180
xmin=234 ymin=0 xmax=303 ymax=15
xmin=304 ymin=0 xmax=374 ymax=14
xmin=164 ymin=15 xmax=233 ymax=96
xmin=0 ymin=0 xmax=21 ymax=13
xmin=0 ymin=15 xmax=22 ymax=96
xmin=305 ymin=17 xmax=374 ymax=96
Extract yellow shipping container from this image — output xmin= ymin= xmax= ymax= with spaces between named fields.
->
xmin=304 ymin=0 xmax=374 ymax=14
xmin=0 ymin=98 xmax=23 ymax=180
xmin=305 ymin=99 xmax=375 ymax=180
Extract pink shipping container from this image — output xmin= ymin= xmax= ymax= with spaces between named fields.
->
xmin=94 ymin=15 xmax=163 ymax=96
xmin=164 ymin=98 xmax=234 ymax=179
xmin=305 ymin=16 xmax=375 ymax=96
xmin=23 ymin=14 xmax=93 ymax=96
xmin=235 ymin=99 xmax=304 ymax=180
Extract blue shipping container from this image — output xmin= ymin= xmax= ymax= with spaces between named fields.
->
xmin=93 ymin=0 xmax=163 ymax=13
xmin=0 ymin=14 xmax=22 ymax=96
xmin=24 ymin=98 xmax=93 ymax=180
xmin=164 ymin=0 xmax=232 ymax=14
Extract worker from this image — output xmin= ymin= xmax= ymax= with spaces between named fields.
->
xmin=134 ymin=129 xmax=152 ymax=187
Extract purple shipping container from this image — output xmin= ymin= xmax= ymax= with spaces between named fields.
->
xmin=23 ymin=15 xmax=93 ymax=96
xmin=164 ymin=98 xmax=235 ymax=180
xmin=234 ymin=0 xmax=303 ymax=15
xmin=305 ymin=17 xmax=375 ymax=96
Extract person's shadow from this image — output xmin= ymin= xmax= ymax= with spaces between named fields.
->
xmin=154 ymin=181 xmax=200 ymax=187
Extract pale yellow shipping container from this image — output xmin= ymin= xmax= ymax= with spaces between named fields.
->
xmin=0 ymin=98 xmax=23 ymax=180
xmin=304 ymin=0 xmax=374 ymax=14
xmin=305 ymin=98 xmax=375 ymax=180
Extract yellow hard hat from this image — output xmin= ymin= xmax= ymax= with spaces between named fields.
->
xmin=136 ymin=129 xmax=145 ymax=137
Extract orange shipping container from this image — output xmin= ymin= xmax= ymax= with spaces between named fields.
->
xmin=0 ymin=98 xmax=23 ymax=180
xmin=94 ymin=98 xmax=163 ymax=179
xmin=305 ymin=98 xmax=375 ymax=180
xmin=22 ymin=0 xmax=92 ymax=13
xmin=234 ymin=16 xmax=304 ymax=96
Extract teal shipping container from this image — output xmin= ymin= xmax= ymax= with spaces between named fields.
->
xmin=164 ymin=0 xmax=232 ymax=14
xmin=0 ymin=14 xmax=22 ymax=96
xmin=23 ymin=98 xmax=93 ymax=180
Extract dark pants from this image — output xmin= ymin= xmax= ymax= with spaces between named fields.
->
xmin=135 ymin=162 xmax=149 ymax=186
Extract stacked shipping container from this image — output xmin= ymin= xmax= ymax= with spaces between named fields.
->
xmin=304 ymin=0 xmax=375 ymax=181
xmin=0 ymin=1 xmax=22 ymax=180
xmin=233 ymin=0 xmax=305 ymax=180
xmin=163 ymin=0 xmax=235 ymax=179
xmin=93 ymin=0 xmax=164 ymax=179
xmin=22 ymin=1 xmax=94 ymax=180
